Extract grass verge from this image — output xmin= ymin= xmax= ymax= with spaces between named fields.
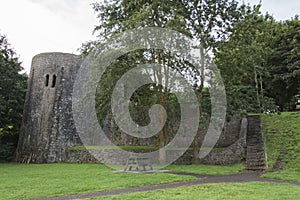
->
xmin=88 ymin=182 xmax=300 ymax=200
xmin=164 ymin=163 xmax=244 ymax=175
xmin=0 ymin=163 xmax=196 ymax=200
xmin=262 ymin=112 xmax=300 ymax=181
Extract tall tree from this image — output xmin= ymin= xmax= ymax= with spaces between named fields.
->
xmin=0 ymin=34 xmax=27 ymax=161
xmin=92 ymin=0 xmax=189 ymax=39
xmin=90 ymin=0 xmax=191 ymax=163
xmin=86 ymin=0 xmax=251 ymax=163
xmin=266 ymin=16 xmax=300 ymax=110
xmin=214 ymin=4 xmax=278 ymax=114
xmin=183 ymin=0 xmax=244 ymax=162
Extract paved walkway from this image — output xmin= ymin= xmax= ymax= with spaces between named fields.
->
xmin=32 ymin=171 xmax=300 ymax=200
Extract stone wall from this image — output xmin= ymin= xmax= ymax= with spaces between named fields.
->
xmin=198 ymin=117 xmax=247 ymax=165
xmin=16 ymin=52 xmax=254 ymax=166
xmin=103 ymin=116 xmax=241 ymax=150
xmin=64 ymin=118 xmax=247 ymax=165
xmin=54 ymin=115 xmax=264 ymax=167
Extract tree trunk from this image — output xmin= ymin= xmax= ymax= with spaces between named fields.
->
xmin=156 ymin=51 xmax=166 ymax=164
xmin=254 ymin=66 xmax=261 ymax=112
xmin=193 ymin=47 xmax=205 ymax=164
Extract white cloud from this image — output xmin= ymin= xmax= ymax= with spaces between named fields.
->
xmin=244 ymin=0 xmax=300 ymax=20
xmin=0 ymin=0 xmax=299 ymax=73
xmin=0 ymin=0 xmax=97 ymax=73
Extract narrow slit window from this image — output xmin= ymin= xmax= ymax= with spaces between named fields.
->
xmin=45 ymin=74 xmax=49 ymax=87
xmin=51 ymin=74 xmax=56 ymax=88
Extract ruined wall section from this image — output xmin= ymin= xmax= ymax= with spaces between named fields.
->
xmin=16 ymin=53 xmax=83 ymax=163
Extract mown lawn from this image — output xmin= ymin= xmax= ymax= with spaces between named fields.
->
xmin=88 ymin=182 xmax=300 ymax=200
xmin=1 ymin=112 xmax=299 ymax=199
xmin=164 ymin=163 xmax=244 ymax=175
xmin=0 ymin=163 xmax=196 ymax=200
xmin=261 ymin=112 xmax=300 ymax=181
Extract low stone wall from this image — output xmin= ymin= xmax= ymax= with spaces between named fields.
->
xmin=199 ymin=139 xmax=246 ymax=165
xmin=65 ymin=149 xmax=98 ymax=163
xmin=65 ymin=117 xmax=248 ymax=166
xmin=106 ymin=116 xmax=242 ymax=149
xmin=199 ymin=117 xmax=247 ymax=165
xmin=65 ymin=146 xmax=244 ymax=165
xmin=201 ymin=115 xmax=242 ymax=148
xmin=65 ymin=118 xmax=248 ymax=165
xmin=65 ymin=148 xmax=192 ymax=165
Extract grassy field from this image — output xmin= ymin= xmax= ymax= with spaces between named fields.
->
xmin=164 ymin=163 xmax=244 ymax=175
xmin=261 ymin=112 xmax=300 ymax=181
xmin=1 ymin=112 xmax=299 ymax=199
xmin=1 ymin=163 xmax=298 ymax=200
xmin=88 ymin=182 xmax=300 ymax=200
xmin=0 ymin=163 xmax=196 ymax=200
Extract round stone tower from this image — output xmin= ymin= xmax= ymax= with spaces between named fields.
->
xmin=16 ymin=52 xmax=83 ymax=163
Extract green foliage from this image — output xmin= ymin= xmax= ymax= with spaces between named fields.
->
xmin=86 ymin=0 xmax=300 ymax=117
xmin=85 ymin=1 xmax=300 ymax=165
xmin=0 ymin=163 xmax=195 ymax=200
xmin=0 ymin=34 xmax=27 ymax=161
xmin=92 ymin=0 xmax=189 ymax=39
xmin=215 ymin=6 xmax=278 ymax=115
xmin=90 ymin=182 xmax=300 ymax=200
xmin=266 ymin=17 xmax=300 ymax=110
xmin=215 ymin=12 xmax=300 ymax=113
xmin=0 ymin=142 xmax=15 ymax=161
xmin=85 ymin=0 xmax=250 ymax=161
xmin=184 ymin=0 xmax=241 ymax=50
xmin=94 ymin=51 xmax=182 ymax=147
xmin=225 ymin=85 xmax=260 ymax=115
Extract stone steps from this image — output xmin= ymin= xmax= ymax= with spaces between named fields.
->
xmin=245 ymin=115 xmax=267 ymax=171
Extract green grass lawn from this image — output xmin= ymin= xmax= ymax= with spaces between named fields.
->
xmin=262 ymin=112 xmax=300 ymax=181
xmin=88 ymin=182 xmax=300 ymax=200
xmin=164 ymin=163 xmax=244 ymax=175
xmin=261 ymin=169 xmax=300 ymax=182
xmin=0 ymin=163 xmax=196 ymax=200
xmin=1 ymin=112 xmax=299 ymax=200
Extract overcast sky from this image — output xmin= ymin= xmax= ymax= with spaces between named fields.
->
xmin=0 ymin=0 xmax=299 ymax=73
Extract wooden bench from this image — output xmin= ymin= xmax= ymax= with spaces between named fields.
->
xmin=124 ymin=157 xmax=153 ymax=171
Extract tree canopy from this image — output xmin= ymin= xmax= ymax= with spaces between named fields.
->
xmin=0 ymin=34 xmax=27 ymax=160
xmin=215 ymin=10 xmax=300 ymax=112
xmin=81 ymin=0 xmax=300 ymax=163
xmin=266 ymin=17 xmax=300 ymax=110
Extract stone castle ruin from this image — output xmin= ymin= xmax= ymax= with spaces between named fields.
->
xmin=16 ymin=52 xmax=267 ymax=170
xmin=16 ymin=53 xmax=83 ymax=163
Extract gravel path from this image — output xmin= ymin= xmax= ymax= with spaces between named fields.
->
xmin=32 ymin=171 xmax=300 ymax=200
